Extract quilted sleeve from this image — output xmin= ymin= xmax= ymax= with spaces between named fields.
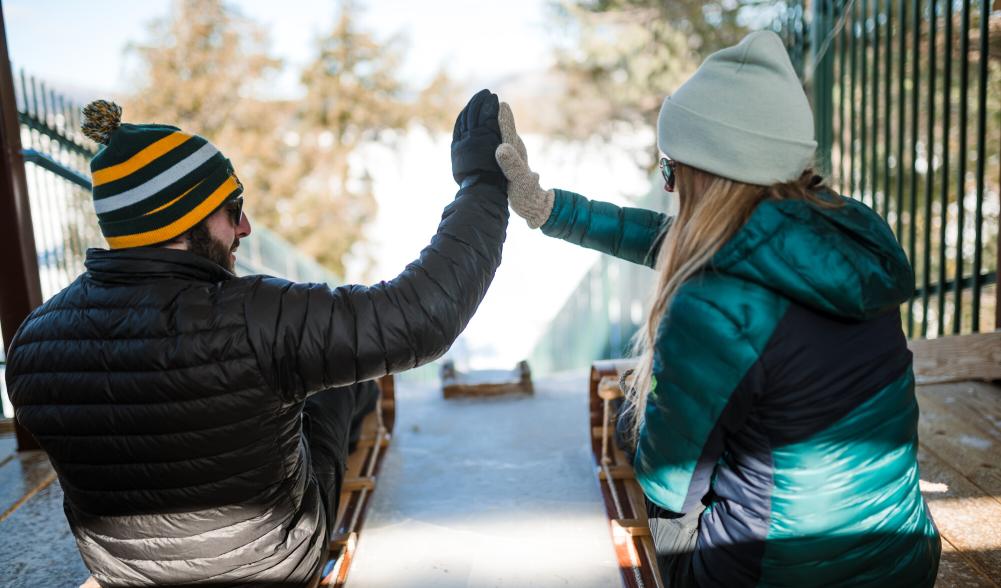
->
xmin=541 ymin=189 xmax=669 ymax=268
xmin=244 ymin=180 xmax=508 ymax=403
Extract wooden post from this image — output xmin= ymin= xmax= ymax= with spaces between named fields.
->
xmin=0 ymin=2 xmax=43 ymax=451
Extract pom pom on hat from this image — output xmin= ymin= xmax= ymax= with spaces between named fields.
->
xmin=81 ymin=100 xmax=123 ymax=145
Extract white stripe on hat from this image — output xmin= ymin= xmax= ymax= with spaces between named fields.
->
xmin=93 ymin=143 xmax=220 ymax=214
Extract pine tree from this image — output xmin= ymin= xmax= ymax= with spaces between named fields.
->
xmin=124 ymin=0 xmax=281 ymax=139
xmin=549 ymin=1 xmax=777 ymax=168
xmin=124 ymin=0 xmax=458 ymax=277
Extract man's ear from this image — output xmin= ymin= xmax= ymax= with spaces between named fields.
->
xmin=156 ymin=231 xmax=190 ymax=249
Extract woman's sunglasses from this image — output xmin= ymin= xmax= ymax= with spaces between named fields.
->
xmin=659 ymin=157 xmax=676 ymax=193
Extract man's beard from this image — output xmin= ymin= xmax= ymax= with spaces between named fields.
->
xmin=187 ymin=222 xmax=238 ymax=273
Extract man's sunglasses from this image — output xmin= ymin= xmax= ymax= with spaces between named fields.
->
xmin=223 ymin=195 xmax=244 ymax=226
xmin=659 ymin=157 xmax=676 ymax=193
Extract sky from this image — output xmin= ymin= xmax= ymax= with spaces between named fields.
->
xmin=2 ymin=0 xmax=660 ymax=372
xmin=3 ymin=0 xmax=561 ymax=97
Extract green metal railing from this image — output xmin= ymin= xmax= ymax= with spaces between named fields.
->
xmin=532 ymin=0 xmax=998 ymax=375
xmin=809 ymin=0 xmax=998 ymax=337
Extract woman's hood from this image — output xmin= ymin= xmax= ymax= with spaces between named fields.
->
xmin=711 ymin=195 xmax=914 ymax=320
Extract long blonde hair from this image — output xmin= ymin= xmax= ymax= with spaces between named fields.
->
xmin=624 ymin=164 xmax=838 ymax=443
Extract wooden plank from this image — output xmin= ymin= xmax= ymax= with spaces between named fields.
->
xmin=917 ymin=383 xmax=1001 ymax=496
xmin=341 ymin=477 xmax=376 ymax=493
xmin=598 ymin=465 xmax=636 ymax=481
xmin=937 ymin=543 xmax=999 ymax=588
xmin=919 ymin=445 xmax=1001 ymax=584
xmin=909 ymin=333 xmax=1001 ymax=384
xmin=442 ymin=362 xmax=533 ymax=398
xmin=443 ymin=381 xmax=532 ymax=399
xmin=354 ymin=435 xmax=391 ymax=450
xmin=623 ymin=479 xmax=650 ymax=524
xmin=448 ymin=369 xmax=522 ymax=386
xmin=377 ymin=374 xmax=394 ymax=397
xmin=343 ymin=443 xmax=370 ymax=481
xmin=637 ymin=535 xmax=667 ymax=588
xmin=611 ymin=518 xmax=651 ymax=537
xmin=322 ymin=532 xmax=357 ymax=587
xmin=918 ymin=382 xmax=1001 ymax=443
xmin=591 ymin=359 xmax=638 ymax=382
xmin=598 ymin=376 xmax=624 ymax=400
xmin=377 ymin=375 xmax=395 ymax=432
xmin=329 ymin=531 xmax=358 ymax=552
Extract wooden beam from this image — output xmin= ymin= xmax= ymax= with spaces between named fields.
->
xmin=0 ymin=4 xmax=42 ymax=451
xmin=354 ymin=435 xmax=390 ymax=450
xmin=598 ymin=464 xmax=635 ymax=481
xmin=341 ymin=477 xmax=376 ymax=493
xmin=610 ymin=518 xmax=650 ymax=537
xmin=328 ymin=532 xmax=358 ymax=552
xmin=598 ymin=376 xmax=624 ymax=400
xmin=908 ymin=332 xmax=1001 ymax=384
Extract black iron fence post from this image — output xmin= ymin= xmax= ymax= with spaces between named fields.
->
xmin=0 ymin=2 xmax=42 ymax=451
xmin=812 ymin=0 xmax=835 ymax=176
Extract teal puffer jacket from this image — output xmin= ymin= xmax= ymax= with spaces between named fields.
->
xmin=543 ymin=189 xmax=940 ymax=587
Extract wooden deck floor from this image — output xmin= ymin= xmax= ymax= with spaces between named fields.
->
xmin=916 ymin=381 xmax=1001 ymax=587
xmin=1 ymin=378 xmax=999 ymax=587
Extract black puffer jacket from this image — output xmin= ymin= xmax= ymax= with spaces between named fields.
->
xmin=6 ymin=91 xmax=508 ymax=587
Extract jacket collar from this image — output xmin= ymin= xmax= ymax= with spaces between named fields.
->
xmin=84 ymin=247 xmax=235 ymax=285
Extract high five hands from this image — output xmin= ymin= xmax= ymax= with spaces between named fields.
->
xmin=494 ymin=103 xmax=555 ymax=229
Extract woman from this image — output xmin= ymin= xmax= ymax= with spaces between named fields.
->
xmin=496 ymin=31 xmax=940 ymax=587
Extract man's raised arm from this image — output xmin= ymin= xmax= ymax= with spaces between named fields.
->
xmin=245 ymin=90 xmax=509 ymax=401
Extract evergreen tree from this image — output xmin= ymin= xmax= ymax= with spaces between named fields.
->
xmin=550 ymin=1 xmax=782 ymax=167
xmin=124 ymin=0 xmax=458 ymax=277
xmin=124 ymin=0 xmax=281 ymax=139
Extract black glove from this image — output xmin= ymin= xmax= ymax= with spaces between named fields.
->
xmin=451 ymin=89 xmax=507 ymax=190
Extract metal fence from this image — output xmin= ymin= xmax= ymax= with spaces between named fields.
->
xmin=532 ymin=0 xmax=998 ymax=374
xmin=808 ymin=0 xmax=998 ymax=337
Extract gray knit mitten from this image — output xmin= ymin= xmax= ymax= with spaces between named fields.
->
xmin=494 ymin=102 xmax=554 ymax=229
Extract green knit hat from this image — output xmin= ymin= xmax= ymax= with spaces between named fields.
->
xmin=80 ymin=100 xmax=243 ymax=249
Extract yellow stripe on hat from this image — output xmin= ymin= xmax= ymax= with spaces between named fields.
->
xmin=145 ymin=180 xmax=202 ymax=216
xmin=92 ymin=131 xmax=192 ymax=187
xmin=105 ymin=175 xmax=238 ymax=249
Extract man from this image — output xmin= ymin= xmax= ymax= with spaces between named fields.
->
xmin=6 ymin=90 xmax=508 ymax=587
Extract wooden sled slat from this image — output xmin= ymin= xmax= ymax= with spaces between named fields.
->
xmin=318 ymin=373 xmax=395 ymax=587
xmin=589 ymin=360 xmax=666 ymax=588
xmin=441 ymin=360 xmax=534 ymax=398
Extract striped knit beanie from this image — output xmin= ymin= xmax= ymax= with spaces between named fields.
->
xmin=80 ymin=100 xmax=243 ymax=249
